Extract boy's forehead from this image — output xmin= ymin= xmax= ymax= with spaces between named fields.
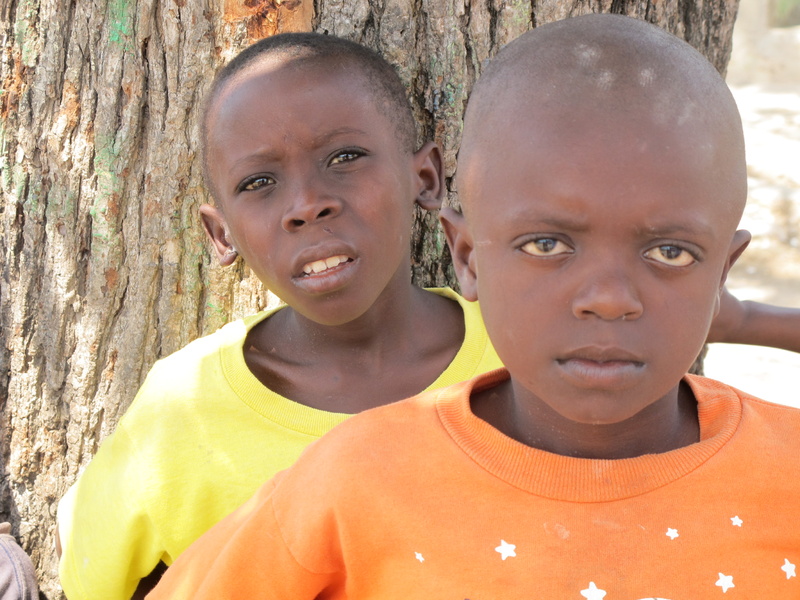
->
xmin=458 ymin=15 xmax=745 ymax=220
xmin=207 ymin=55 xmax=375 ymax=134
xmin=219 ymin=53 xmax=338 ymax=99
xmin=206 ymin=49 xmax=417 ymax=158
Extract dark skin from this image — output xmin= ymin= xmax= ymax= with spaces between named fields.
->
xmin=469 ymin=378 xmax=702 ymax=459
xmin=444 ymin=15 xmax=751 ymax=460
xmin=199 ymin=58 xmax=463 ymax=413
xmin=240 ymin=286 xmax=463 ymax=412
xmin=706 ymin=288 xmax=800 ymax=353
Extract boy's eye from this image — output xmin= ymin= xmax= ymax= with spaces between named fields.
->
xmin=520 ymin=238 xmax=573 ymax=257
xmin=643 ymin=245 xmax=696 ymax=267
xmin=329 ymin=149 xmax=364 ymax=166
xmin=238 ymin=175 xmax=276 ymax=193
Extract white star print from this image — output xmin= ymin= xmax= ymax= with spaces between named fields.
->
xmin=495 ymin=540 xmax=516 ymax=560
xmin=414 ymin=552 xmax=424 ymax=563
xmin=666 ymin=528 xmax=679 ymax=540
xmin=716 ymin=573 xmax=735 ymax=593
xmin=782 ymin=558 xmax=796 ymax=579
xmin=580 ymin=582 xmax=607 ymax=599
xmin=730 ymin=515 xmax=743 ymax=527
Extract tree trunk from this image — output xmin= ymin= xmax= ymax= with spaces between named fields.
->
xmin=0 ymin=0 xmax=738 ymax=596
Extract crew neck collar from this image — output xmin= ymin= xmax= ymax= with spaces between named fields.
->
xmin=219 ymin=289 xmax=491 ymax=436
xmin=437 ymin=370 xmax=742 ymax=502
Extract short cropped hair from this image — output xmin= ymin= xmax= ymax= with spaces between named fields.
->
xmin=201 ymin=32 xmax=418 ymax=194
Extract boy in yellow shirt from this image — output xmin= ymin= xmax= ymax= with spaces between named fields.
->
xmin=56 ymin=33 xmax=501 ymax=600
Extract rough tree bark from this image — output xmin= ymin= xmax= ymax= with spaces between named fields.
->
xmin=0 ymin=1 xmax=738 ymax=597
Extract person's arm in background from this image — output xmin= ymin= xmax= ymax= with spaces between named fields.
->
xmin=0 ymin=522 xmax=39 ymax=600
xmin=708 ymin=287 xmax=800 ymax=353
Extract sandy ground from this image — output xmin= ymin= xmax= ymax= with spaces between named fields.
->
xmin=703 ymin=82 xmax=800 ymax=408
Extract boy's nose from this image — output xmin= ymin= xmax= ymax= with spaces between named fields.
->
xmin=570 ymin=263 xmax=644 ymax=322
xmin=281 ymin=183 xmax=343 ymax=232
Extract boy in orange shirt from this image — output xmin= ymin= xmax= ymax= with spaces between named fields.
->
xmin=148 ymin=15 xmax=800 ymax=599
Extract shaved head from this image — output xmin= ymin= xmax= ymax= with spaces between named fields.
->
xmin=442 ymin=16 xmax=752 ymax=433
xmin=459 ymin=14 xmax=746 ymax=226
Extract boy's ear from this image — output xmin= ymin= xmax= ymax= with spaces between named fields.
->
xmin=412 ymin=141 xmax=445 ymax=211
xmin=440 ymin=206 xmax=478 ymax=301
xmin=199 ymin=204 xmax=238 ymax=267
xmin=720 ymin=229 xmax=751 ymax=286
xmin=714 ymin=228 xmax=751 ymax=313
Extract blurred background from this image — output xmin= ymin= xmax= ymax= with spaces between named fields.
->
xmin=704 ymin=0 xmax=800 ymax=406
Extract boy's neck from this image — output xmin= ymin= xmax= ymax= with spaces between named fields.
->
xmin=242 ymin=284 xmax=465 ymax=413
xmin=472 ymin=379 xmax=700 ymax=460
xmin=273 ymin=283 xmax=436 ymax=352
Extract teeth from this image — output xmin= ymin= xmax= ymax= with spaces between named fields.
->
xmin=302 ymin=255 xmax=348 ymax=275
xmin=325 ymin=256 xmax=344 ymax=268
xmin=303 ymin=260 xmax=326 ymax=274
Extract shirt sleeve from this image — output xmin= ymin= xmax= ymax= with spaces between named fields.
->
xmin=146 ymin=478 xmax=338 ymax=600
xmin=58 ymin=422 xmax=166 ymax=600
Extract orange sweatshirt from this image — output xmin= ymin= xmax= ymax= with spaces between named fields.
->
xmin=149 ymin=371 xmax=800 ymax=599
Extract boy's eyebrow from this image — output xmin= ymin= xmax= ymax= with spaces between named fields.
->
xmin=499 ymin=210 xmax=591 ymax=232
xmin=539 ymin=215 xmax=590 ymax=231
xmin=311 ymin=126 xmax=370 ymax=146
xmin=230 ymin=126 xmax=371 ymax=170
xmin=638 ymin=221 xmax=716 ymax=238
xmin=232 ymin=150 xmax=283 ymax=169
xmin=497 ymin=209 xmax=717 ymax=238
xmin=528 ymin=220 xmax=717 ymax=238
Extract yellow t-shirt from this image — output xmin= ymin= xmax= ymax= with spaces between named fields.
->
xmin=57 ymin=288 xmax=500 ymax=600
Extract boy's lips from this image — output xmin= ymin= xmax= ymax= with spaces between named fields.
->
xmin=555 ymin=347 xmax=645 ymax=389
xmin=292 ymin=244 xmax=358 ymax=294
xmin=301 ymin=254 xmax=352 ymax=276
